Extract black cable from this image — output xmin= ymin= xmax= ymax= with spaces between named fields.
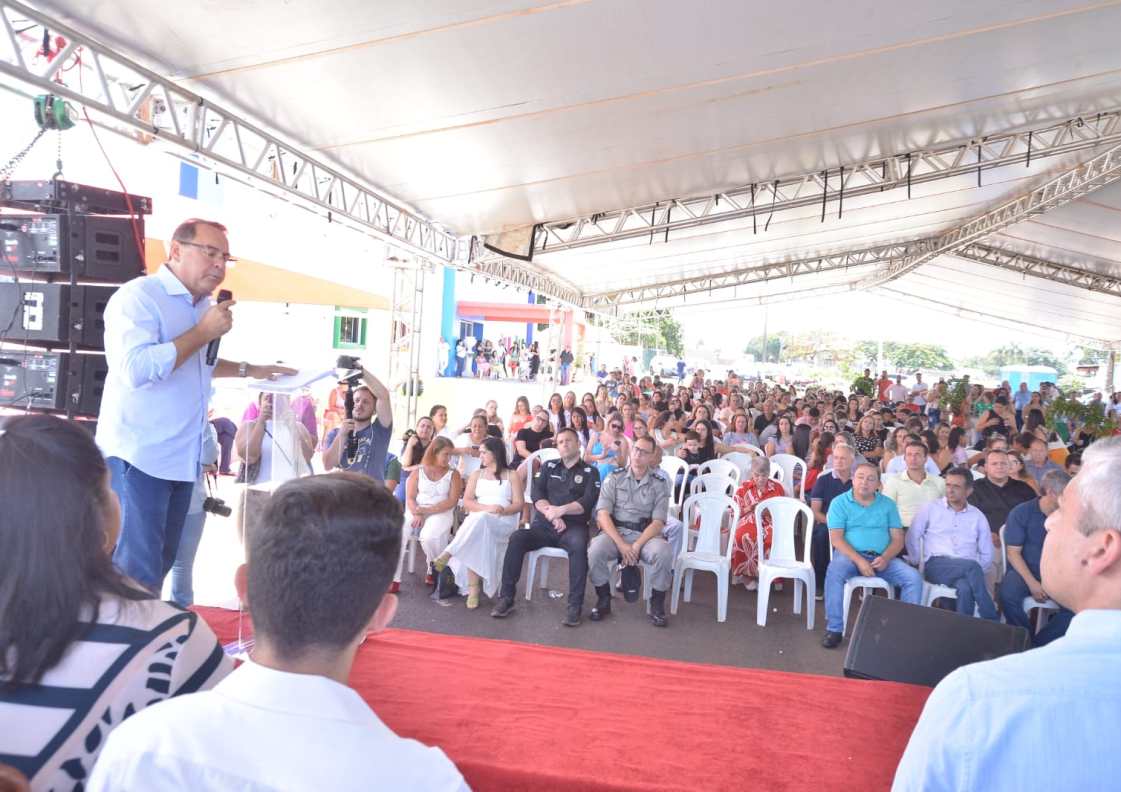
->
xmin=821 ymin=169 xmax=828 ymax=222
xmin=838 ymin=165 xmax=845 ymax=219
xmin=906 ymin=153 xmax=913 ymax=198
xmin=1026 ymin=131 xmax=1033 ymax=168
xmin=750 ymin=183 xmax=757 ymax=234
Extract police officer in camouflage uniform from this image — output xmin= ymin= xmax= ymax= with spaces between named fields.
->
xmin=588 ymin=434 xmax=674 ymax=627
xmin=491 ymin=428 xmax=601 ymax=626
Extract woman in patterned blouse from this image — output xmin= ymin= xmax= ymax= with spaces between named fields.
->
xmin=0 ymin=415 xmax=232 ymax=789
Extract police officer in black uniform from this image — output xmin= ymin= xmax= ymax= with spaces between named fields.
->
xmin=491 ymin=427 xmax=601 ymax=626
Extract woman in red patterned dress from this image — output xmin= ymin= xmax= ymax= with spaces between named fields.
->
xmin=731 ymin=455 xmax=785 ymax=590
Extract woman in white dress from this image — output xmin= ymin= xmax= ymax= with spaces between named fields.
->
xmin=393 ymin=436 xmax=462 ymax=592
xmin=434 ymin=437 xmax=524 ymax=608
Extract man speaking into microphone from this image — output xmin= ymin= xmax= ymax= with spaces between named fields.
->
xmin=97 ymin=218 xmax=293 ymax=592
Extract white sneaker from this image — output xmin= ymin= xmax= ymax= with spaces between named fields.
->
xmin=745 ymin=579 xmax=759 ymax=591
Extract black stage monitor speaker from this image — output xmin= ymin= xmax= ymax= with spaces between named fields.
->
xmin=0 ymin=282 xmax=115 ymax=349
xmin=843 ymin=596 xmax=1031 ymax=688
xmin=0 ymin=214 xmax=145 ymax=282
xmin=0 ymin=350 xmax=107 ymax=416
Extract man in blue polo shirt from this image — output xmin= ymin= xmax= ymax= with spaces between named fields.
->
xmin=821 ymin=462 xmax=923 ymax=648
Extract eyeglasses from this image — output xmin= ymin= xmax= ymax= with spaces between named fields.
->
xmin=178 ymin=240 xmax=237 ymax=263
xmin=611 ymin=424 xmax=624 ymax=430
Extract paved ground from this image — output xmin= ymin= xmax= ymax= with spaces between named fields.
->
xmin=183 ymin=371 xmax=847 ymax=677
xmin=180 ymin=487 xmax=845 ymax=677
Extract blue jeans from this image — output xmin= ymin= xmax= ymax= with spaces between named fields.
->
xmin=170 ymin=510 xmax=207 ymax=606
xmin=999 ymin=567 xmax=1074 ymax=646
xmin=824 ymin=552 xmax=923 ymax=633
xmin=924 ymin=556 xmax=998 ymax=620
xmin=108 ymin=457 xmax=194 ymax=593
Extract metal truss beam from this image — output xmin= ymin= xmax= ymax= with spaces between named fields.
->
xmin=0 ymin=0 xmax=457 ymax=262
xmin=875 ymin=287 xmax=1121 ymax=350
xmin=467 ymin=240 xmax=585 ymax=306
xmin=858 ymin=140 xmax=1121 ymax=287
xmin=583 ymin=241 xmax=918 ymax=308
xmin=475 ymin=109 xmax=1121 ymax=257
xmin=952 ymin=243 xmax=1121 ymax=299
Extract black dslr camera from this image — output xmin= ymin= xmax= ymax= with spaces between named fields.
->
xmin=202 ymin=496 xmax=232 ymax=518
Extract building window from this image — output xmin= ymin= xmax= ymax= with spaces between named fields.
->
xmin=333 ymin=308 xmax=367 ymax=349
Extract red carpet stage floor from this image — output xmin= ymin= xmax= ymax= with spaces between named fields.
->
xmin=196 ymin=607 xmax=929 ymax=791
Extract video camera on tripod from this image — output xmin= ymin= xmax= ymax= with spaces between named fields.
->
xmin=336 ymin=355 xmax=364 ymax=465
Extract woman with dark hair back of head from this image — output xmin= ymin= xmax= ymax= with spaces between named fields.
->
xmin=0 ymin=415 xmax=231 ymax=788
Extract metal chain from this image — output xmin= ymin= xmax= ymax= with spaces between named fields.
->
xmin=54 ymin=129 xmax=64 ymax=179
xmin=1 ymin=128 xmax=48 ymax=184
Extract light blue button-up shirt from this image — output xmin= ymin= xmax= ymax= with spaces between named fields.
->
xmin=906 ymin=497 xmax=993 ymax=569
xmin=96 ymin=265 xmax=214 ymax=482
xmin=893 ymin=609 xmax=1121 ymax=791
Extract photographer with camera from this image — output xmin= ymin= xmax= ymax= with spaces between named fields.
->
xmin=323 ymin=359 xmax=394 ymax=482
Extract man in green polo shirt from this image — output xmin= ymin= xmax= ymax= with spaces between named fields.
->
xmin=822 ymin=463 xmax=923 ymax=648
xmin=882 ymin=441 xmax=945 ymax=528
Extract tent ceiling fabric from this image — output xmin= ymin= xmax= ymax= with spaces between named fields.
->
xmin=29 ymin=0 xmax=1121 ymax=343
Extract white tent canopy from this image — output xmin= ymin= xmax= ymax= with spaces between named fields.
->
xmin=8 ymin=0 xmax=1121 ymax=346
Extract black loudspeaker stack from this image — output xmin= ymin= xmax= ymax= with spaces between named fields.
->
xmin=843 ymin=596 xmax=1032 ymax=688
xmin=0 ymin=180 xmax=152 ymax=422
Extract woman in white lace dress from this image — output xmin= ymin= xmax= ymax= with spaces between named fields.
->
xmin=394 ymin=437 xmax=462 ymax=591
xmin=434 ymin=437 xmax=524 ymax=608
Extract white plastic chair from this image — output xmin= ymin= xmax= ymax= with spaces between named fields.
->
xmin=517 ymin=448 xmax=562 ymax=596
xmin=917 ymin=537 xmax=960 ymax=610
xmin=524 ymin=545 xmax=570 ymax=599
xmin=828 ymin=540 xmax=894 ymax=636
xmin=769 ymin=453 xmax=807 ymax=501
xmin=720 ymin=451 xmax=757 ymax=482
xmin=697 ymin=458 xmax=740 ymax=486
xmin=769 ymin=466 xmax=784 ymax=484
xmin=999 ymin=524 xmax=1060 ymax=632
xmin=754 ymin=497 xmax=816 ymax=629
xmin=670 ymin=493 xmax=740 ymax=622
xmin=659 ymin=455 xmax=689 ymax=517
xmin=689 ymin=472 xmax=736 ymax=498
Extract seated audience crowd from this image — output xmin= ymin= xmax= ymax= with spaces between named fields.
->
xmin=3 ymin=362 xmax=1118 ymax=789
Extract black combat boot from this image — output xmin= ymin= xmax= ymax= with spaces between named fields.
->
xmin=589 ymin=584 xmax=612 ymax=621
xmin=648 ymin=589 xmax=668 ymax=627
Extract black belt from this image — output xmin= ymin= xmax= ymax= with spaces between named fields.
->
xmin=615 ymin=519 xmax=651 ymax=531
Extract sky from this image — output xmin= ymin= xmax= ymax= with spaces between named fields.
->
xmin=675 ymin=289 xmax=1072 ymax=362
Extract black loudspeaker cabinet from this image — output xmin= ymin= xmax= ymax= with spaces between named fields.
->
xmin=0 ymin=350 xmax=107 ymax=416
xmin=0 ymin=179 xmax=152 ymax=216
xmin=0 ymin=213 xmax=145 ymax=282
xmin=843 ymin=595 xmax=1031 ymax=688
xmin=0 ymin=282 xmax=115 ymax=349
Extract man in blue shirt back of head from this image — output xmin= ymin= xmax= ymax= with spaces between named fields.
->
xmin=894 ymin=436 xmax=1121 ymax=791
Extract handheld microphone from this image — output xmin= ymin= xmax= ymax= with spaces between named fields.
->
xmin=206 ymin=289 xmax=233 ymax=366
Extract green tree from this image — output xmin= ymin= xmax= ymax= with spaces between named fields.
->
xmin=615 ymin=308 xmax=683 ymax=355
xmin=744 ymin=333 xmax=784 ymax=363
xmin=854 ymin=341 xmax=953 ymax=371
xmin=968 ymin=344 xmax=1067 ymax=377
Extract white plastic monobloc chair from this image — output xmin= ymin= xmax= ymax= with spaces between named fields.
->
xmin=521 ymin=448 xmax=565 ymax=599
xmin=828 ymin=541 xmax=894 ymax=636
xmin=689 ymin=472 xmax=736 ymax=498
xmin=769 ymin=453 xmax=807 ymax=501
xmin=917 ymin=537 xmax=961 ymax=610
xmin=769 ymin=466 xmax=784 ymax=485
xmin=697 ymin=458 xmax=740 ymax=486
xmin=1000 ymin=524 xmax=1060 ymax=632
xmin=754 ymin=497 xmax=816 ymax=629
xmin=659 ymin=455 xmax=689 ymax=518
xmin=720 ymin=451 xmax=757 ymax=482
xmin=670 ymin=493 xmax=740 ymax=622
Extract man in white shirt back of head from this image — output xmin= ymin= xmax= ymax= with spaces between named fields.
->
xmin=88 ymin=473 xmax=469 ymax=792
xmin=893 ymin=436 xmax=1121 ymax=791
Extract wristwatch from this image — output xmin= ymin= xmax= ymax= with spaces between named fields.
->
xmin=238 ymin=361 xmax=250 ymax=378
